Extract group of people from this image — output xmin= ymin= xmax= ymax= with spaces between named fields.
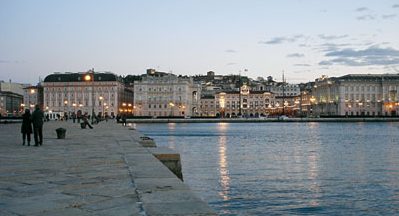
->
xmin=20 ymin=105 xmax=44 ymax=146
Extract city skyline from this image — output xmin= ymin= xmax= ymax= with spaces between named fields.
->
xmin=1 ymin=0 xmax=399 ymax=85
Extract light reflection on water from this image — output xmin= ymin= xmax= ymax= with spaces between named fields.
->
xmin=135 ymin=122 xmax=399 ymax=215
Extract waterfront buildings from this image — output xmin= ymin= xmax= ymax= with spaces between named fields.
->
xmin=212 ymin=83 xmax=275 ymax=117
xmin=42 ymin=71 xmax=133 ymax=118
xmin=133 ymin=69 xmax=201 ymax=117
xmin=312 ymin=74 xmax=399 ymax=116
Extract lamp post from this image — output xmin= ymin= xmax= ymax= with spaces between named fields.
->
xmin=64 ymin=100 xmax=68 ymax=115
xmin=84 ymin=69 xmax=95 ymax=124
xmin=99 ymin=96 xmax=104 ymax=118
xmin=128 ymin=103 xmax=132 ymax=116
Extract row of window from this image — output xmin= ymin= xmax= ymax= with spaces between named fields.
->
xmin=45 ymin=87 xmax=115 ymax=91
xmin=344 ymin=85 xmax=398 ymax=92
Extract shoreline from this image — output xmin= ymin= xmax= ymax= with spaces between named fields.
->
xmin=127 ymin=117 xmax=399 ymax=123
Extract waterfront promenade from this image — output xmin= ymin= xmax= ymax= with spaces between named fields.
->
xmin=0 ymin=121 xmax=215 ymax=215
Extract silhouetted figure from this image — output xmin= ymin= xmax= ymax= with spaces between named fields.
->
xmin=121 ymin=114 xmax=127 ymax=126
xmin=21 ymin=109 xmax=33 ymax=146
xmin=82 ymin=114 xmax=93 ymax=129
xmin=31 ymin=105 xmax=44 ymax=146
xmin=72 ymin=112 xmax=76 ymax=123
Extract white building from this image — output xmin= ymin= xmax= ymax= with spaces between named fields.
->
xmin=42 ymin=71 xmax=133 ymax=118
xmin=133 ymin=69 xmax=201 ymax=117
xmin=213 ymin=83 xmax=275 ymax=118
xmin=312 ymin=74 xmax=399 ymax=116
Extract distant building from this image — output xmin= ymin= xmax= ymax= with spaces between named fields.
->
xmin=312 ymin=74 xmax=399 ymax=116
xmin=0 ymin=80 xmax=29 ymax=96
xmin=0 ymin=91 xmax=23 ymax=117
xmin=133 ymin=69 xmax=201 ymax=117
xmin=214 ymin=83 xmax=275 ymax=118
xmin=23 ymin=85 xmax=44 ymax=112
xmin=199 ymin=95 xmax=216 ymax=117
xmin=42 ymin=71 xmax=132 ymax=118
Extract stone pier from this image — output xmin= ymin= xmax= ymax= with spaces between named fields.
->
xmin=0 ymin=121 xmax=215 ymax=216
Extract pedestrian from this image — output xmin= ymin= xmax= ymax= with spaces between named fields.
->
xmin=77 ymin=110 xmax=81 ymax=123
xmin=31 ymin=104 xmax=44 ymax=146
xmin=122 ymin=114 xmax=127 ymax=126
xmin=82 ymin=113 xmax=93 ymax=129
xmin=21 ymin=109 xmax=33 ymax=146
xmin=72 ymin=112 xmax=76 ymax=123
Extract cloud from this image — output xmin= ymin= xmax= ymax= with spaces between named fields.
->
xmin=294 ymin=64 xmax=311 ymax=67
xmin=225 ymin=49 xmax=237 ymax=53
xmin=382 ymin=14 xmax=397 ymax=19
xmin=226 ymin=62 xmax=237 ymax=66
xmin=319 ymin=46 xmax=399 ymax=66
xmin=357 ymin=14 xmax=375 ymax=20
xmin=0 ymin=60 xmax=11 ymax=63
xmin=316 ymin=43 xmax=352 ymax=52
xmin=393 ymin=4 xmax=399 ymax=8
xmin=356 ymin=7 xmax=369 ymax=12
xmin=286 ymin=53 xmax=305 ymax=58
xmin=318 ymin=34 xmax=348 ymax=40
xmin=259 ymin=34 xmax=306 ymax=45
xmin=326 ymin=46 xmax=399 ymax=57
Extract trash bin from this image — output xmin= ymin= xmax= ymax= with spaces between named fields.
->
xmin=80 ymin=123 xmax=86 ymax=129
xmin=56 ymin=128 xmax=66 ymax=139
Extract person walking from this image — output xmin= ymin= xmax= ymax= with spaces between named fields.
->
xmin=82 ymin=113 xmax=93 ymax=129
xmin=21 ymin=109 xmax=33 ymax=146
xmin=31 ymin=104 xmax=44 ymax=146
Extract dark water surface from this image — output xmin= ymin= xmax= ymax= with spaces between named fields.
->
xmin=135 ymin=122 xmax=399 ymax=215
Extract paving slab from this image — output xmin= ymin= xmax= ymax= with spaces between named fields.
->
xmin=0 ymin=120 xmax=215 ymax=215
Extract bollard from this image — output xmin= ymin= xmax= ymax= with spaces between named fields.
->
xmin=56 ymin=128 xmax=66 ymax=139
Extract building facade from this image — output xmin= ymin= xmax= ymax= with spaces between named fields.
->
xmin=0 ymin=91 xmax=23 ymax=117
xmin=42 ymin=71 xmax=132 ymax=118
xmin=213 ymin=84 xmax=275 ymax=117
xmin=312 ymin=74 xmax=399 ymax=116
xmin=23 ymin=85 xmax=44 ymax=112
xmin=133 ymin=69 xmax=201 ymax=117
xmin=199 ymin=96 xmax=216 ymax=117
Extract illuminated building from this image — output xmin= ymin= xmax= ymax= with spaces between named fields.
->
xmin=42 ymin=71 xmax=132 ymax=117
xmin=312 ymin=74 xmax=399 ymax=116
xmin=133 ymin=69 xmax=201 ymax=117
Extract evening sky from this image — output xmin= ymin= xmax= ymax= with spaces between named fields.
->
xmin=1 ymin=0 xmax=398 ymax=84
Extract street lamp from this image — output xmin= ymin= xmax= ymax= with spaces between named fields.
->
xmin=84 ymin=69 xmax=95 ymax=123
xmin=64 ymin=100 xmax=68 ymax=112
xmin=99 ymin=96 xmax=104 ymax=118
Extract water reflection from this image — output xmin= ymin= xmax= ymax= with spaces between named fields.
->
xmin=307 ymin=125 xmax=321 ymax=208
xmin=167 ymin=123 xmax=177 ymax=149
xmin=217 ymin=123 xmax=230 ymax=201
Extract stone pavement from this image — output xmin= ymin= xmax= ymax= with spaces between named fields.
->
xmin=0 ymin=120 xmax=215 ymax=216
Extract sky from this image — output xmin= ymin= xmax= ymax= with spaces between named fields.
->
xmin=1 ymin=0 xmax=399 ymax=84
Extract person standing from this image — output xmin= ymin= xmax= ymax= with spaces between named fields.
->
xmin=121 ymin=113 xmax=127 ymax=126
xmin=72 ymin=112 xmax=76 ymax=123
xmin=21 ymin=109 xmax=33 ymax=146
xmin=31 ymin=104 xmax=44 ymax=146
